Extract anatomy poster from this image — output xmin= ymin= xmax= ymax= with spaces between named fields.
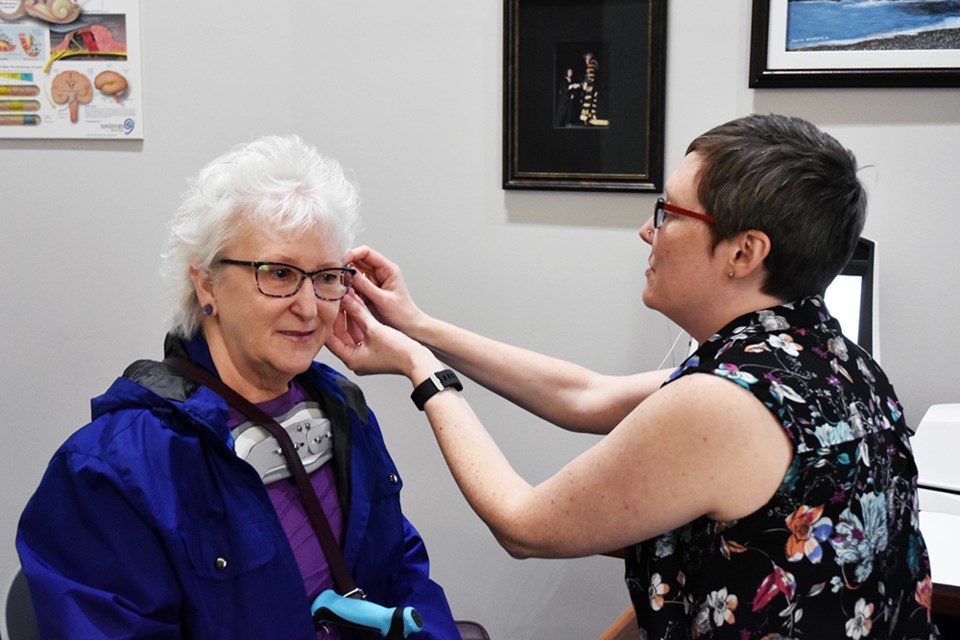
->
xmin=0 ymin=0 xmax=142 ymax=139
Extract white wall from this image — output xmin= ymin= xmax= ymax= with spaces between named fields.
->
xmin=2 ymin=2 xmax=958 ymax=638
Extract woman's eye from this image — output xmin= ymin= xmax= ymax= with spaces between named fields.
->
xmin=268 ymin=267 xmax=293 ymax=281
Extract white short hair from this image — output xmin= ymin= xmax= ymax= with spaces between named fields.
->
xmin=162 ymin=135 xmax=362 ymax=337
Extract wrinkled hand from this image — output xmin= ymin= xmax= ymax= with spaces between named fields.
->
xmin=326 ymin=291 xmax=439 ymax=380
xmin=345 ymin=245 xmax=425 ymax=336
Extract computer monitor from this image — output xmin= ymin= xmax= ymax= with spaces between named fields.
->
xmin=823 ymin=237 xmax=878 ymax=360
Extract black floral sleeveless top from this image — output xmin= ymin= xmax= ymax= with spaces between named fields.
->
xmin=625 ymin=296 xmax=940 ymax=639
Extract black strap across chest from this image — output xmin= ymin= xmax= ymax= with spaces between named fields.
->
xmin=164 ymin=357 xmax=362 ymax=600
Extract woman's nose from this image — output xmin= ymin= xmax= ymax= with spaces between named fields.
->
xmin=639 ymin=217 xmax=655 ymax=244
xmin=290 ymin=279 xmax=320 ymax=317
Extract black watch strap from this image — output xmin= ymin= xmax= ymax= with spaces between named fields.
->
xmin=411 ymin=369 xmax=463 ymax=411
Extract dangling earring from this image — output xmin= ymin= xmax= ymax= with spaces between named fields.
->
xmin=202 ymin=304 xmax=214 ymax=316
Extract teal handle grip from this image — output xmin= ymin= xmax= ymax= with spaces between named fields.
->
xmin=311 ymin=589 xmax=424 ymax=638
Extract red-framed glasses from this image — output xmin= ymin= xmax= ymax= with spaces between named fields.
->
xmin=654 ymin=198 xmax=717 ymax=228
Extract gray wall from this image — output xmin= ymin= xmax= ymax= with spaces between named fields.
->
xmin=2 ymin=2 xmax=958 ymax=638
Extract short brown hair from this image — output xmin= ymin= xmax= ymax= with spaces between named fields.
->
xmin=687 ymin=114 xmax=866 ymax=301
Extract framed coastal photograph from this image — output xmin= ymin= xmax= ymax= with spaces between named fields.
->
xmin=749 ymin=0 xmax=960 ymax=88
xmin=503 ymin=0 xmax=666 ymax=192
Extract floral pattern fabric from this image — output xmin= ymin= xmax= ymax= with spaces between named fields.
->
xmin=625 ymin=296 xmax=940 ymax=640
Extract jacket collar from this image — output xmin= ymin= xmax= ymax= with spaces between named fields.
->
xmin=165 ymin=332 xmax=219 ymax=375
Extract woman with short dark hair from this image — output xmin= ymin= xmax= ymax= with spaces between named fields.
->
xmin=328 ymin=115 xmax=941 ymax=639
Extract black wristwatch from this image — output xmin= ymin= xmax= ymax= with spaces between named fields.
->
xmin=411 ymin=369 xmax=463 ymax=411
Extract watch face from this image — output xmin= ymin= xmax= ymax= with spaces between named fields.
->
xmin=435 ymin=370 xmax=462 ymax=390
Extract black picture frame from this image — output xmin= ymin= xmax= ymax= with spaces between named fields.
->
xmin=750 ymin=0 xmax=960 ymax=89
xmin=503 ymin=0 xmax=666 ymax=192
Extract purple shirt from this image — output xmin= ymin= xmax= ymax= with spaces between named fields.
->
xmin=228 ymin=383 xmax=343 ymax=639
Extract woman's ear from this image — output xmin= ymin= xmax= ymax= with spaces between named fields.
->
xmin=728 ymin=229 xmax=771 ymax=278
xmin=189 ymin=262 xmax=216 ymax=307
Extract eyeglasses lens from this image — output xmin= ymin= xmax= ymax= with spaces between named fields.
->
xmin=312 ymin=269 xmax=354 ymax=300
xmin=654 ymin=199 xmax=665 ymax=229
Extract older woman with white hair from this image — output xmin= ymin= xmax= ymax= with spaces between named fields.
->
xmin=17 ymin=136 xmax=459 ymax=639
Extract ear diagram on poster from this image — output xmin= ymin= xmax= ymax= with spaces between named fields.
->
xmin=0 ymin=0 xmax=142 ymax=139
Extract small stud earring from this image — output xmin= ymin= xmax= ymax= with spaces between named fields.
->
xmin=728 ymin=271 xmax=734 ymax=278
xmin=202 ymin=304 xmax=213 ymax=316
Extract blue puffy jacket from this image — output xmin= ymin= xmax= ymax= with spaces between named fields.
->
xmin=16 ymin=335 xmax=458 ymax=639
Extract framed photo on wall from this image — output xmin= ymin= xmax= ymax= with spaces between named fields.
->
xmin=503 ymin=0 xmax=666 ymax=192
xmin=750 ymin=0 xmax=960 ymax=88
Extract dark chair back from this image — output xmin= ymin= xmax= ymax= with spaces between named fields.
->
xmin=456 ymin=620 xmax=491 ymax=640
xmin=4 ymin=568 xmax=39 ymax=640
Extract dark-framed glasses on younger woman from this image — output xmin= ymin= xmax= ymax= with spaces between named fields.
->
xmin=653 ymin=198 xmax=717 ymax=229
xmin=217 ymin=259 xmax=357 ymax=301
